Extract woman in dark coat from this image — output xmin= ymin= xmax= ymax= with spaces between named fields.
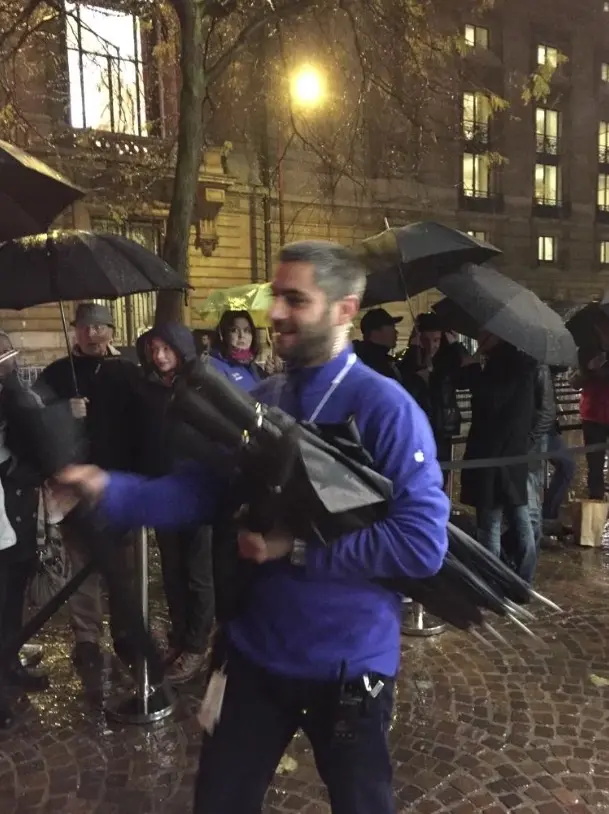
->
xmin=460 ymin=332 xmax=538 ymax=583
xmin=208 ymin=310 xmax=265 ymax=392
xmin=0 ymin=333 xmax=49 ymax=728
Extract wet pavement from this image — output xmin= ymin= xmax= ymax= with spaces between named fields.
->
xmin=2 ymin=541 xmax=609 ymax=813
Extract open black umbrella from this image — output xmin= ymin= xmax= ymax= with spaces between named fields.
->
xmin=358 ymin=222 xmax=501 ymax=307
xmin=0 ymin=141 xmax=85 ymax=241
xmin=565 ymin=302 xmax=602 ymax=349
xmin=0 ymin=230 xmax=190 ymax=393
xmin=437 ymin=265 xmax=578 ymax=366
xmin=432 ymin=297 xmax=480 ymax=338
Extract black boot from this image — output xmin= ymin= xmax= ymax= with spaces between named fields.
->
xmin=5 ymin=661 xmax=49 ymax=693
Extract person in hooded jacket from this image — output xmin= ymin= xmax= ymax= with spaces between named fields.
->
xmin=208 ymin=310 xmax=265 ymax=392
xmin=134 ymin=323 xmax=214 ymax=685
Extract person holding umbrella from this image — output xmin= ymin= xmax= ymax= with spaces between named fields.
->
xmin=33 ymin=303 xmax=140 ymax=671
xmin=57 ymin=240 xmax=449 ymax=814
xmin=460 ymin=331 xmax=539 ymax=582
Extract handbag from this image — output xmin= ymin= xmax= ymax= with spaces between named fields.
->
xmin=28 ymin=490 xmax=72 ymax=608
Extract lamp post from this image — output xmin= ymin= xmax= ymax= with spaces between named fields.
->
xmin=277 ymin=64 xmax=326 ymax=246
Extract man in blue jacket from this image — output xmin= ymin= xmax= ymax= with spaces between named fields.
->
xmin=59 ymin=240 xmax=449 ymax=814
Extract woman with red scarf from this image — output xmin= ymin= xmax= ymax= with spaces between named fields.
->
xmin=209 ymin=310 xmax=265 ymax=392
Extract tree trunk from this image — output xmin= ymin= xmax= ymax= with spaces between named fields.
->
xmin=155 ymin=0 xmax=206 ymax=324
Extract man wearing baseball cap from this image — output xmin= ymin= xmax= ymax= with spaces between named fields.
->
xmin=34 ymin=303 xmax=140 ymax=671
xmin=353 ymin=307 xmax=403 ymax=381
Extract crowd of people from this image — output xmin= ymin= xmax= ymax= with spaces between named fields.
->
xmin=0 ymin=239 xmax=606 ymax=812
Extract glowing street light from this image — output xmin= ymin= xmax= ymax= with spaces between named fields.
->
xmin=290 ymin=64 xmax=326 ymax=108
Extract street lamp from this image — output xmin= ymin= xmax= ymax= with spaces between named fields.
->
xmin=290 ymin=64 xmax=326 ymax=108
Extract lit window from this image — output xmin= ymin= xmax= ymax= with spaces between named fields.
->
xmin=534 ymin=164 xmax=560 ymax=206
xmin=598 ymin=174 xmax=609 ymax=210
xmin=66 ymin=3 xmax=147 ymax=136
xmin=605 ymin=1 xmax=609 ymax=11
xmin=537 ymin=44 xmax=560 ymax=67
xmin=535 ymin=108 xmax=560 ymax=154
xmin=601 ymin=241 xmax=609 ymax=265
xmin=462 ymin=153 xmax=490 ymax=198
xmin=464 ymin=24 xmax=489 ymax=49
xmin=467 ymin=230 xmax=488 ymax=241
xmin=462 ymin=92 xmax=491 ymax=141
xmin=538 ymin=236 xmax=557 ymax=263
xmin=603 ymin=63 xmax=609 ymax=83
xmin=600 ymin=122 xmax=609 ymax=162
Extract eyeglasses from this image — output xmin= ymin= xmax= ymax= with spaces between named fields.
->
xmin=78 ymin=323 xmax=110 ymax=334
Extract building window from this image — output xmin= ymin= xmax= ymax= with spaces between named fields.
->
xmin=467 ymin=230 xmax=488 ymax=241
xmin=600 ymin=122 xmax=609 ymax=163
xmin=534 ymin=163 xmax=560 ymax=206
xmin=462 ymin=153 xmax=490 ymax=198
xmin=464 ymin=24 xmax=489 ymax=49
xmin=537 ymin=44 xmax=560 ymax=67
xmin=90 ymin=218 xmax=162 ymax=345
xmin=605 ymin=1 xmax=609 ymax=11
xmin=601 ymin=241 xmax=609 ymax=266
xmin=538 ymin=236 xmax=557 ymax=263
xmin=603 ymin=63 xmax=609 ymax=83
xmin=535 ymin=108 xmax=560 ymax=154
xmin=66 ymin=3 xmax=147 ymax=136
xmin=598 ymin=173 xmax=609 ymax=211
xmin=462 ymin=92 xmax=490 ymax=142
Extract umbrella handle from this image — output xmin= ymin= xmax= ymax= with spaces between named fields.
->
xmin=58 ymin=300 xmax=79 ymax=398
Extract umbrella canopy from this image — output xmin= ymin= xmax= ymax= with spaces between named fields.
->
xmin=565 ymin=302 xmax=603 ymax=349
xmin=0 ymin=230 xmax=189 ymax=309
xmin=437 ymin=264 xmax=578 ymax=366
xmin=358 ymin=222 xmax=501 ymax=306
xmin=0 ymin=141 xmax=85 ymax=241
xmin=197 ymin=283 xmax=272 ymax=328
xmin=432 ymin=297 xmax=480 ymax=338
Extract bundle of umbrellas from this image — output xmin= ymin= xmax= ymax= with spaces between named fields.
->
xmin=170 ymin=360 xmax=560 ymax=640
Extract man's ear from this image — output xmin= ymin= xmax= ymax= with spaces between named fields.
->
xmin=337 ymin=295 xmax=360 ymax=327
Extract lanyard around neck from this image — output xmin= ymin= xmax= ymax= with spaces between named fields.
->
xmin=307 ymin=353 xmax=357 ymax=423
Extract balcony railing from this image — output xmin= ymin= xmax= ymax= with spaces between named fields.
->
xmin=459 ymin=188 xmax=504 ymax=213
xmin=599 ymin=146 xmax=609 ymax=164
xmin=533 ymin=198 xmax=570 ymax=218
xmin=536 ymin=134 xmax=559 ymax=155
xmin=463 ymin=121 xmax=490 ymax=146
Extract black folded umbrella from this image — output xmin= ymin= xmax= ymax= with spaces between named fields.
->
xmin=172 ymin=361 xmax=392 ymax=543
xmin=170 ymin=360 xmax=561 ymax=638
xmin=358 ymin=222 xmax=501 ymax=306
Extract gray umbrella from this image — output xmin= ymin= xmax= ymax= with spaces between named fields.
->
xmin=438 ymin=264 xmax=578 ymax=366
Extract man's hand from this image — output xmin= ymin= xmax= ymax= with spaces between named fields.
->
xmin=588 ymin=352 xmax=607 ymax=371
xmin=444 ymin=331 xmax=459 ymax=345
xmin=237 ymin=529 xmax=294 ymax=564
xmin=53 ymin=464 xmax=109 ymax=503
xmin=70 ymin=397 xmax=88 ymax=419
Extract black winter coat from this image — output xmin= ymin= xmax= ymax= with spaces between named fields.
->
xmin=353 ymin=340 xmax=402 ymax=382
xmin=399 ymin=342 xmax=465 ymax=439
xmin=34 ymin=352 xmax=139 ymax=472
xmin=460 ymin=344 xmax=537 ymax=510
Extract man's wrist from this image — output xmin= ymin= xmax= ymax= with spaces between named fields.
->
xmin=290 ymin=538 xmax=307 ymax=567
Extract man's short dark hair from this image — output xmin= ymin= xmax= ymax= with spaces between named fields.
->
xmin=278 ymin=240 xmax=366 ymax=303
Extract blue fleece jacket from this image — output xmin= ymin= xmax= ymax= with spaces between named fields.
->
xmin=101 ymin=347 xmax=449 ymax=680
xmin=208 ymin=351 xmax=262 ymax=392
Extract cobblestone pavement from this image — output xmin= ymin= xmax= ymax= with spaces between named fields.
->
xmin=2 ymin=542 xmax=609 ymax=813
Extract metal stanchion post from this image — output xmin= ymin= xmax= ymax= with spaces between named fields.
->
xmin=402 ymin=601 xmax=446 ymax=637
xmin=107 ymin=528 xmax=176 ymax=725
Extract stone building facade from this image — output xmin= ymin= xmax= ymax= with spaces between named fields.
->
xmin=2 ymin=0 xmax=608 ymax=365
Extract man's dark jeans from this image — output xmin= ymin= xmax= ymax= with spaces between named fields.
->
xmin=156 ymin=526 xmax=214 ymax=654
xmin=582 ymin=421 xmax=609 ymax=500
xmin=194 ymin=645 xmax=395 ymax=814
xmin=543 ymin=432 xmax=576 ymax=520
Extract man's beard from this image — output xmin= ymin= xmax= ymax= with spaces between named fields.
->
xmin=275 ymin=310 xmax=337 ymax=367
